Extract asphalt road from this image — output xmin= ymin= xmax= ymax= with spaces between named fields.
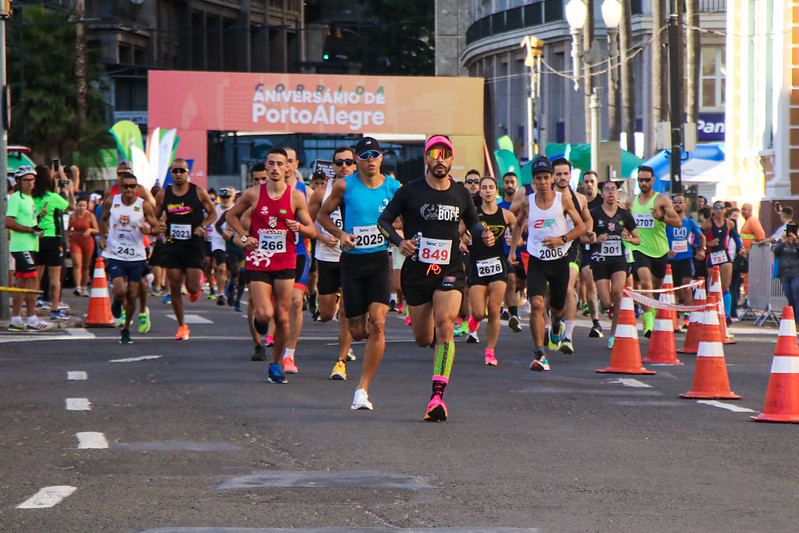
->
xmin=1 ymin=291 xmax=799 ymax=533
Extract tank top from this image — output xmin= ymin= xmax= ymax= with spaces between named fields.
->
xmin=103 ymin=196 xmax=147 ymax=261
xmin=706 ymin=218 xmax=731 ymax=265
xmin=164 ymin=183 xmax=205 ymax=244
xmin=246 ymin=183 xmax=297 ymax=272
xmin=314 ymin=180 xmax=342 ymax=262
xmin=629 ymin=193 xmax=669 ymax=257
xmin=470 ymin=205 xmax=507 ymax=262
xmin=341 ymin=172 xmax=400 ymax=255
xmin=210 ymin=204 xmax=227 ymax=252
xmin=70 ymin=212 xmax=92 ymax=235
xmin=526 ymin=191 xmax=571 ymax=261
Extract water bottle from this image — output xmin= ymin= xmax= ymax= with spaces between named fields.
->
xmin=411 ymin=232 xmax=423 ymax=261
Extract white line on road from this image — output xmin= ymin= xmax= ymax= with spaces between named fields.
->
xmin=67 ymin=371 xmax=87 ymax=381
xmin=608 ymin=378 xmax=653 ymax=388
xmin=165 ymin=313 xmax=213 ymax=324
xmin=66 ymin=398 xmax=91 ymax=411
xmin=76 ymin=432 xmax=109 ymax=449
xmin=16 ymin=486 xmax=77 ymax=509
xmin=109 ymin=355 xmax=163 ymax=363
xmin=696 ymin=400 xmax=756 ymax=413
xmin=65 ymin=328 xmax=96 ymax=339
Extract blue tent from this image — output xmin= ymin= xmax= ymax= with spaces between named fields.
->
xmin=636 ymin=142 xmax=725 ymax=193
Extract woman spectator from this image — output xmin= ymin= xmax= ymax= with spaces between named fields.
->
xmin=67 ymin=196 xmax=99 ymax=296
xmin=773 ymin=222 xmax=799 ymax=326
xmin=31 ymin=164 xmax=73 ymax=320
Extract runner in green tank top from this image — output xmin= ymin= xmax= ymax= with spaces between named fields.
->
xmin=625 ymin=166 xmax=681 ymax=336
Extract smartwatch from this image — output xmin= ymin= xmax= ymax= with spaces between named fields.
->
xmin=561 ymin=235 xmax=567 ymax=244
xmin=240 ymin=235 xmax=248 ymax=244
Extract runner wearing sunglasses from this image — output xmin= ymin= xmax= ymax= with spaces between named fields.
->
xmin=624 ymin=165 xmax=681 ymax=337
xmin=154 ymin=159 xmax=218 ymax=341
xmin=318 ymin=136 xmax=401 ymax=411
xmin=667 ymin=194 xmax=706 ymax=329
xmin=701 ymin=200 xmax=743 ymax=326
xmin=377 ymin=135 xmax=494 ymax=421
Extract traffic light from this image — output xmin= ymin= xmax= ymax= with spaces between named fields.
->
xmin=322 ymin=53 xmax=330 ymax=61
xmin=529 ymin=37 xmax=543 ymax=57
xmin=1 ymin=0 xmax=12 ymax=18
xmin=323 ymin=24 xmax=331 ymax=37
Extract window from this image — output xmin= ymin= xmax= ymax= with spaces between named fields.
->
xmin=700 ymin=46 xmax=726 ymax=111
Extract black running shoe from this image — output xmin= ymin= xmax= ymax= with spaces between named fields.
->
xmin=111 ymin=299 xmax=123 ymax=319
xmin=251 ymin=344 xmax=266 ymax=361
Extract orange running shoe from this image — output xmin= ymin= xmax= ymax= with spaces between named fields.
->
xmin=188 ymin=291 xmax=201 ymax=302
xmin=174 ymin=324 xmax=190 ymax=340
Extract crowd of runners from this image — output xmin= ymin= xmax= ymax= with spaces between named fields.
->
xmin=7 ymin=135 xmax=764 ymax=421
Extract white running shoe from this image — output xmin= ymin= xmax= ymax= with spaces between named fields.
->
xmin=351 ymin=388 xmax=373 ymax=410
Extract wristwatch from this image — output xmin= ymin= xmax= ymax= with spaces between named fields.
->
xmin=240 ymin=235 xmax=248 ymax=244
xmin=561 ymin=235 xmax=567 ymax=244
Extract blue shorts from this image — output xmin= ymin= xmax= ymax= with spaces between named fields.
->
xmin=294 ymin=254 xmax=309 ymax=291
xmin=106 ymin=259 xmax=148 ymax=283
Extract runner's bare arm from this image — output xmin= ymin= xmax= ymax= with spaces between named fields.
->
xmin=317 ymin=179 xmax=350 ymax=247
xmin=196 ymin=188 xmax=218 ymax=237
xmin=289 ymin=189 xmax=317 ymax=240
xmin=141 ymin=201 xmax=160 ymax=233
xmin=657 ymin=195 xmax=682 ymax=228
xmin=225 ymin=188 xmax=259 ymax=250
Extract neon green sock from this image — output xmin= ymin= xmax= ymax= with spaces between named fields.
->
xmin=433 ymin=341 xmax=455 ymax=382
xmin=644 ymin=310 xmax=654 ymax=331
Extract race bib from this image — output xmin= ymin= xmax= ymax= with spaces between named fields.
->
xmin=710 ymin=250 xmax=728 ymax=265
xmin=634 ymin=213 xmax=655 ymax=229
xmin=170 ymin=224 xmax=192 ymax=240
xmin=115 ymin=245 xmax=138 ymax=258
xmin=625 ymin=248 xmax=634 ymax=262
xmin=353 ymin=225 xmax=385 ymax=249
xmin=259 ymin=231 xmax=287 ymax=254
xmin=672 ymin=239 xmax=688 ymax=253
xmin=476 ymin=257 xmax=503 ymax=277
xmin=330 ymin=209 xmax=343 ymax=230
xmin=600 ymin=241 xmax=622 ymax=256
xmin=538 ymin=246 xmax=566 ymax=261
xmin=419 ymin=236 xmax=451 ymax=265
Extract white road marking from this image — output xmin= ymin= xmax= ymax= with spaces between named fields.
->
xmin=165 ymin=314 xmax=213 ymax=324
xmin=65 ymin=328 xmax=96 ymax=339
xmin=16 ymin=486 xmax=77 ymax=509
xmin=67 ymin=371 xmax=87 ymax=381
xmin=696 ymin=400 xmax=756 ymax=413
xmin=66 ymin=398 xmax=91 ymax=411
xmin=608 ymin=378 xmax=653 ymax=388
xmin=76 ymin=432 xmax=109 ymax=449
xmin=109 ymin=355 xmax=162 ymax=363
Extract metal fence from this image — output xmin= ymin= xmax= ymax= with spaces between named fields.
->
xmin=739 ymin=243 xmax=788 ymax=326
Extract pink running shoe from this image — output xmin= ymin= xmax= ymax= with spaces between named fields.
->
xmin=405 ymin=314 xmax=412 ymax=326
xmin=282 ymin=355 xmax=298 ymax=374
xmin=485 ymin=350 xmax=498 ymax=366
xmin=424 ymin=395 xmax=447 ymax=422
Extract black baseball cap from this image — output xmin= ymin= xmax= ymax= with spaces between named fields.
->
xmin=530 ymin=155 xmax=553 ymax=175
xmin=354 ymin=137 xmax=381 ymax=157
xmin=312 ymin=170 xmax=327 ymax=181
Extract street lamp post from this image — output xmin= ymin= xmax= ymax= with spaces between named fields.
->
xmin=521 ymin=36 xmax=543 ymax=162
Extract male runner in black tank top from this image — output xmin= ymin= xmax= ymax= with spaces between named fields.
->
xmin=154 ymin=158 xmax=217 ymax=341
xmin=579 ymin=170 xmax=604 ymax=338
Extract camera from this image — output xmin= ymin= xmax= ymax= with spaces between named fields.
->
xmin=52 ymin=158 xmax=60 ymax=172
xmin=787 ymin=222 xmax=798 ymax=236
xmin=59 ymin=179 xmax=69 ymax=188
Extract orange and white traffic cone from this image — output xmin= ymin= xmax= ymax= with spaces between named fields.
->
xmin=84 ymin=257 xmax=115 ymax=327
xmin=597 ymin=290 xmax=655 ymax=375
xmin=678 ymin=284 xmax=705 ymax=354
xmin=707 ymin=265 xmax=736 ymax=345
xmin=642 ymin=297 xmax=683 ymax=365
xmin=679 ymin=302 xmax=741 ymax=399
xmin=752 ymin=306 xmax=799 ymax=423
xmin=663 ymin=265 xmax=680 ymax=332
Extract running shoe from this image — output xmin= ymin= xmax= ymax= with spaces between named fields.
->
xmin=508 ymin=315 xmax=522 ymax=333
xmin=548 ymin=323 xmax=565 ymax=349
xmin=424 ymin=395 xmax=447 ymax=421
xmin=265 ymin=334 xmax=274 ymax=347
xmin=233 ymin=299 xmax=241 ymax=312
xmin=389 ymin=299 xmax=398 ymax=313
xmin=50 ymin=309 xmax=69 ymax=321
xmin=207 ymin=291 xmax=216 ymax=300
xmin=607 ymin=336 xmax=615 ymax=349
xmin=162 ymin=294 xmax=171 ymax=304
xmin=466 ymin=331 xmax=480 ymax=344
xmin=252 ymin=316 xmax=268 ymax=335
xmin=120 ymin=328 xmax=133 ymax=344
xmin=174 ymin=324 xmax=190 ymax=341
xmin=73 ymin=288 xmax=81 ymax=297
xmin=224 ymin=281 xmax=234 ymax=300
xmin=138 ymin=307 xmax=151 ymax=334
xmin=267 ymin=363 xmax=287 ymax=384
xmin=453 ymin=321 xmax=462 ymax=337
xmin=346 ymin=348 xmax=356 ymax=361
xmin=405 ymin=314 xmax=412 ymax=326
xmin=330 ymin=361 xmax=347 ymax=380
xmin=530 ymin=355 xmax=550 ymax=372
xmin=27 ymin=320 xmax=53 ymax=332
xmin=57 ymin=302 xmax=70 ymax=310
xmin=307 ymin=292 xmax=318 ymax=315
xmin=682 ymin=317 xmax=690 ymax=329
xmin=351 ymin=388 xmax=373 ymax=410
xmin=216 ymin=294 xmax=226 ymax=306
xmin=8 ymin=321 xmax=26 ymax=331
xmin=485 ymin=350 xmax=498 ymax=366
xmin=39 ymin=300 xmax=52 ymax=310
xmin=111 ymin=299 xmax=123 ymax=319
xmin=81 ymin=286 xmax=90 ymax=297
xmin=460 ymin=321 xmax=470 ymax=336
xmin=558 ymin=337 xmax=574 ymax=355
xmin=188 ymin=291 xmax=201 ymax=303
xmin=501 ymin=309 xmax=510 ymax=321
xmin=589 ymin=324 xmax=603 ymax=338
xmin=397 ymin=304 xmax=404 ymax=314
xmin=644 ymin=329 xmax=652 ymax=339
xmin=523 ymin=300 xmax=531 ymax=314
xmin=282 ymin=355 xmax=298 ymax=374
xmin=725 ymin=316 xmax=732 ymax=327
xmin=251 ymin=344 xmax=266 ymax=361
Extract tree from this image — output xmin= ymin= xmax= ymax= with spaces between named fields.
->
xmin=7 ymin=5 xmax=110 ymax=163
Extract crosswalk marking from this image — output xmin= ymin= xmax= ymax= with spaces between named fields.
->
xmin=696 ymin=400 xmax=756 ymax=413
xmin=67 ymin=371 xmax=87 ymax=381
xmin=110 ymin=355 xmax=162 ymax=363
xmin=76 ymin=432 xmax=109 ymax=449
xmin=165 ymin=314 xmax=213 ymax=324
xmin=16 ymin=486 xmax=77 ymax=509
xmin=66 ymin=398 xmax=91 ymax=411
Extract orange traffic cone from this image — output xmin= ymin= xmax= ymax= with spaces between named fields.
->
xmin=678 ymin=284 xmax=705 ymax=354
xmin=84 ymin=257 xmax=115 ymax=327
xmin=752 ymin=307 xmax=799 ymax=423
xmin=642 ymin=296 xmax=683 ymax=365
xmin=679 ymin=302 xmax=741 ymax=399
xmin=662 ymin=265 xmax=680 ymax=332
xmin=707 ymin=265 xmax=736 ymax=345
xmin=597 ymin=290 xmax=655 ymax=375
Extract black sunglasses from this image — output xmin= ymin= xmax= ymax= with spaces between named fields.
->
xmin=122 ymin=183 xmax=137 ymax=190
xmin=334 ymin=159 xmax=355 ymax=166
xmin=171 ymin=168 xmax=188 ymax=174
xmin=638 ymin=177 xmax=653 ymax=182
xmin=465 ymin=179 xmax=479 ymax=184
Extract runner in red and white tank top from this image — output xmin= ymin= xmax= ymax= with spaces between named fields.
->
xmin=246 ymin=183 xmax=298 ymax=272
